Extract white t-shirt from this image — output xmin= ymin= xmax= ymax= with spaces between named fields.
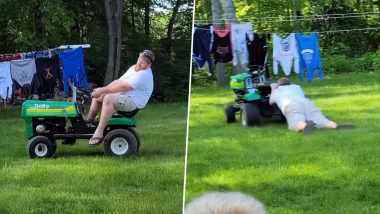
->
xmin=0 ymin=62 xmax=13 ymax=99
xmin=119 ymin=65 xmax=153 ymax=109
xmin=231 ymin=22 xmax=253 ymax=66
xmin=273 ymin=33 xmax=299 ymax=75
xmin=270 ymin=84 xmax=306 ymax=113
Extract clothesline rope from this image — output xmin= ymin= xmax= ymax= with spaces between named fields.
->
xmin=194 ymin=26 xmax=380 ymax=34
xmin=194 ymin=11 xmax=380 ymax=23
xmin=0 ymin=44 xmax=90 ymax=59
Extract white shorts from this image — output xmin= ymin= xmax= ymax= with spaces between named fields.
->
xmin=114 ymin=95 xmax=138 ymax=112
xmin=285 ymin=99 xmax=331 ymax=130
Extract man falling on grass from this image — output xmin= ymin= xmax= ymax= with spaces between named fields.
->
xmin=269 ymin=77 xmax=355 ymax=135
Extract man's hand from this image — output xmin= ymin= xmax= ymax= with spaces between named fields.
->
xmin=91 ymin=88 xmax=104 ymax=98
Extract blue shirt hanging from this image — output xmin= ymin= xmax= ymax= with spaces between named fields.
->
xmin=59 ymin=47 xmax=88 ymax=94
xmin=296 ymin=32 xmax=324 ymax=82
xmin=193 ymin=26 xmax=214 ymax=75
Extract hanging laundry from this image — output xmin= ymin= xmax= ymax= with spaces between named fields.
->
xmin=10 ymin=59 xmax=37 ymax=99
xmin=35 ymin=55 xmax=62 ymax=98
xmin=0 ymin=54 xmax=21 ymax=62
xmin=192 ymin=25 xmax=214 ymax=74
xmin=273 ymin=33 xmax=299 ymax=75
xmin=0 ymin=62 xmax=13 ymax=99
xmin=10 ymin=59 xmax=36 ymax=87
xmin=296 ymin=32 xmax=324 ymax=82
xmin=35 ymin=50 xmax=50 ymax=58
xmin=231 ymin=22 xmax=253 ymax=66
xmin=59 ymin=47 xmax=88 ymax=95
xmin=247 ymin=33 xmax=269 ymax=67
xmin=212 ymin=24 xmax=233 ymax=63
xmin=23 ymin=52 xmax=36 ymax=59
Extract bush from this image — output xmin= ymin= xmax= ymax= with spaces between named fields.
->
xmin=323 ymin=52 xmax=376 ymax=75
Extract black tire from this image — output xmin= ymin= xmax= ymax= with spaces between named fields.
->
xmin=103 ymin=129 xmax=138 ymax=157
xmin=27 ymin=136 xmax=56 ymax=158
xmin=225 ymin=104 xmax=236 ymax=123
xmin=241 ymin=103 xmax=261 ymax=127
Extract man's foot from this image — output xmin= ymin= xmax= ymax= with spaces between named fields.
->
xmin=89 ymin=136 xmax=104 ymax=147
xmin=303 ymin=121 xmax=314 ymax=135
xmin=336 ymin=124 xmax=356 ymax=130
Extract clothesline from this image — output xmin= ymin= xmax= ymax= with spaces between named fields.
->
xmin=0 ymin=44 xmax=91 ymax=58
xmin=195 ymin=11 xmax=380 ymax=23
xmin=194 ymin=26 xmax=380 ymax=34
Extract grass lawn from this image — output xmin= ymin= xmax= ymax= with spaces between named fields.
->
xmin=0 ymin=102 xmax=187 ymax=214
xmin=185 ymin=72 xmax=380 ymax=213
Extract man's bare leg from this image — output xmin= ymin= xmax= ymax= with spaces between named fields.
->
xmin=325 ymin=121 xmax=338 ymax=129
xmin=86 ymin=94 xmax=105 ymax=121
xmin=89 ymin=94 xmax=116 ymax=145
xmin=294 ymin=121 xmax=307 ymax=132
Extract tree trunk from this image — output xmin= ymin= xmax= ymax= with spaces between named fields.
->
xmin=34 ymin=0 xmax=45 ymax=40
xmin=103 ymin=0 xmax=124 ymax=85
xmin=166 ymin=0 xmax=182 ymax=53
xmin=223 ymin=0 xmax=237 ymax=22
xmin=211 ymin=0 xmax=227 ymax=86
xmin=131 ymin=0 xmax=136 ymax=33
xmin=223 ymin=0 xmax=244 ymax=74
xmin=144 ymin=0 xmax=150 ymax=38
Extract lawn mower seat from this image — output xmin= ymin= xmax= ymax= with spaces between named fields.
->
xmin=116 ymin=108 xmax=140 ymax=118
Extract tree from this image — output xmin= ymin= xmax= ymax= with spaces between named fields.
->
xmin=211 ymin=0 xmax=228 ymax=86
xmin=103 ymin=0 xmax=124 ymax=85
xmin=222 ymin=0 xmax=245 ymax=74
xmin=166 ymin=0 xmax=183 ymax=53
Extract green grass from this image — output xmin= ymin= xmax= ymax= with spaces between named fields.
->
xmin=0 ymin=103 xmax=187 ymax=214
xmin=185 ymin=72 xmax=380 ymax=214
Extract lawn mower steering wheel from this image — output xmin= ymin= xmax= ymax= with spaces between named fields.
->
xmin=248 ymin=65 xmax=265 ymax=76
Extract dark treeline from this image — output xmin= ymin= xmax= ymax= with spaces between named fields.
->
xmin=0 ymin=0 xmax=193 ymax=102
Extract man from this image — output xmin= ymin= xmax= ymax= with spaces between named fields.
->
xmin=269 ymin=77 xmax=354 ymax=135
xmin=88 ymin=50 xmax=154 ymax=146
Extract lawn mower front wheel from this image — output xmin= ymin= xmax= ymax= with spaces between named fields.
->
xmin=241 ymin=103 xmax=262 ymax=127
xmin=27 ymin=136 xmax=56 ymax=158
xmin=225 ymin=104 xmax=236 ymax=123
xmin=103 ymin=129 xmax=138 ymax=157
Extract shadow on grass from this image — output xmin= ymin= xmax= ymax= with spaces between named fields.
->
xmin=54 ymin=150 xmax=105 ymax=158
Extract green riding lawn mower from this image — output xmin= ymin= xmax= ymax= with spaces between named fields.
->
xmin=224 ymin=65 xmax=286 ymax=127
xmin=21 ymin=88 xmax=140 ymax=158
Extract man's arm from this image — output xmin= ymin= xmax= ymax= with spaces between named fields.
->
xmin=92 ymin=80 xmax=133 ymax=98
xmin=269 ymin=83 xmax=278 ymax=105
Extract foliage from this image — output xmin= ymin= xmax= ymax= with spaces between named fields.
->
xmin=0 ymin=102 xmax=187 ymax=213
xmin=0 ymin=0 xmax=192 ymax=102
xmin=373 ymin=49 xmax=380 ymax=71
xmin=323 ymin=52 xmax=376 ymax=75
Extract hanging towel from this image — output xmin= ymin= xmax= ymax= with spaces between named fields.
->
xmin=231 ymin=22 xmax=253 ymax=66
xmin=10 ymin=59 xmax=36 ymax=87
xmin=59 ymin=47 xmax=88 ymax=95
xmin=273 ymin=33 xmax=299 ymax=75
xmin=192 ymin=25 xmax=214 ymax=74
xmin=35 ymin=55 xmax=62 ymax=98
xmin=0 ymin=62 xmax=13 ymax=99
xmin=212 ymin=24 xmax=233 ymax=63
xmin=296 ymin=32 xmax=323 ymax=81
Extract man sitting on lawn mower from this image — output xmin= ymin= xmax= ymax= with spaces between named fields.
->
xmin=269 ymin=77 xmax=355 ymax=135
xmin=87 ymin=50 xmax=154 ymax=146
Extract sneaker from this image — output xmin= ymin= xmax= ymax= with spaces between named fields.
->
xmin=336 ymin=124 xmax=356 ymax=130
xmin=303 ymin=121 xmax=314 ymax=135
